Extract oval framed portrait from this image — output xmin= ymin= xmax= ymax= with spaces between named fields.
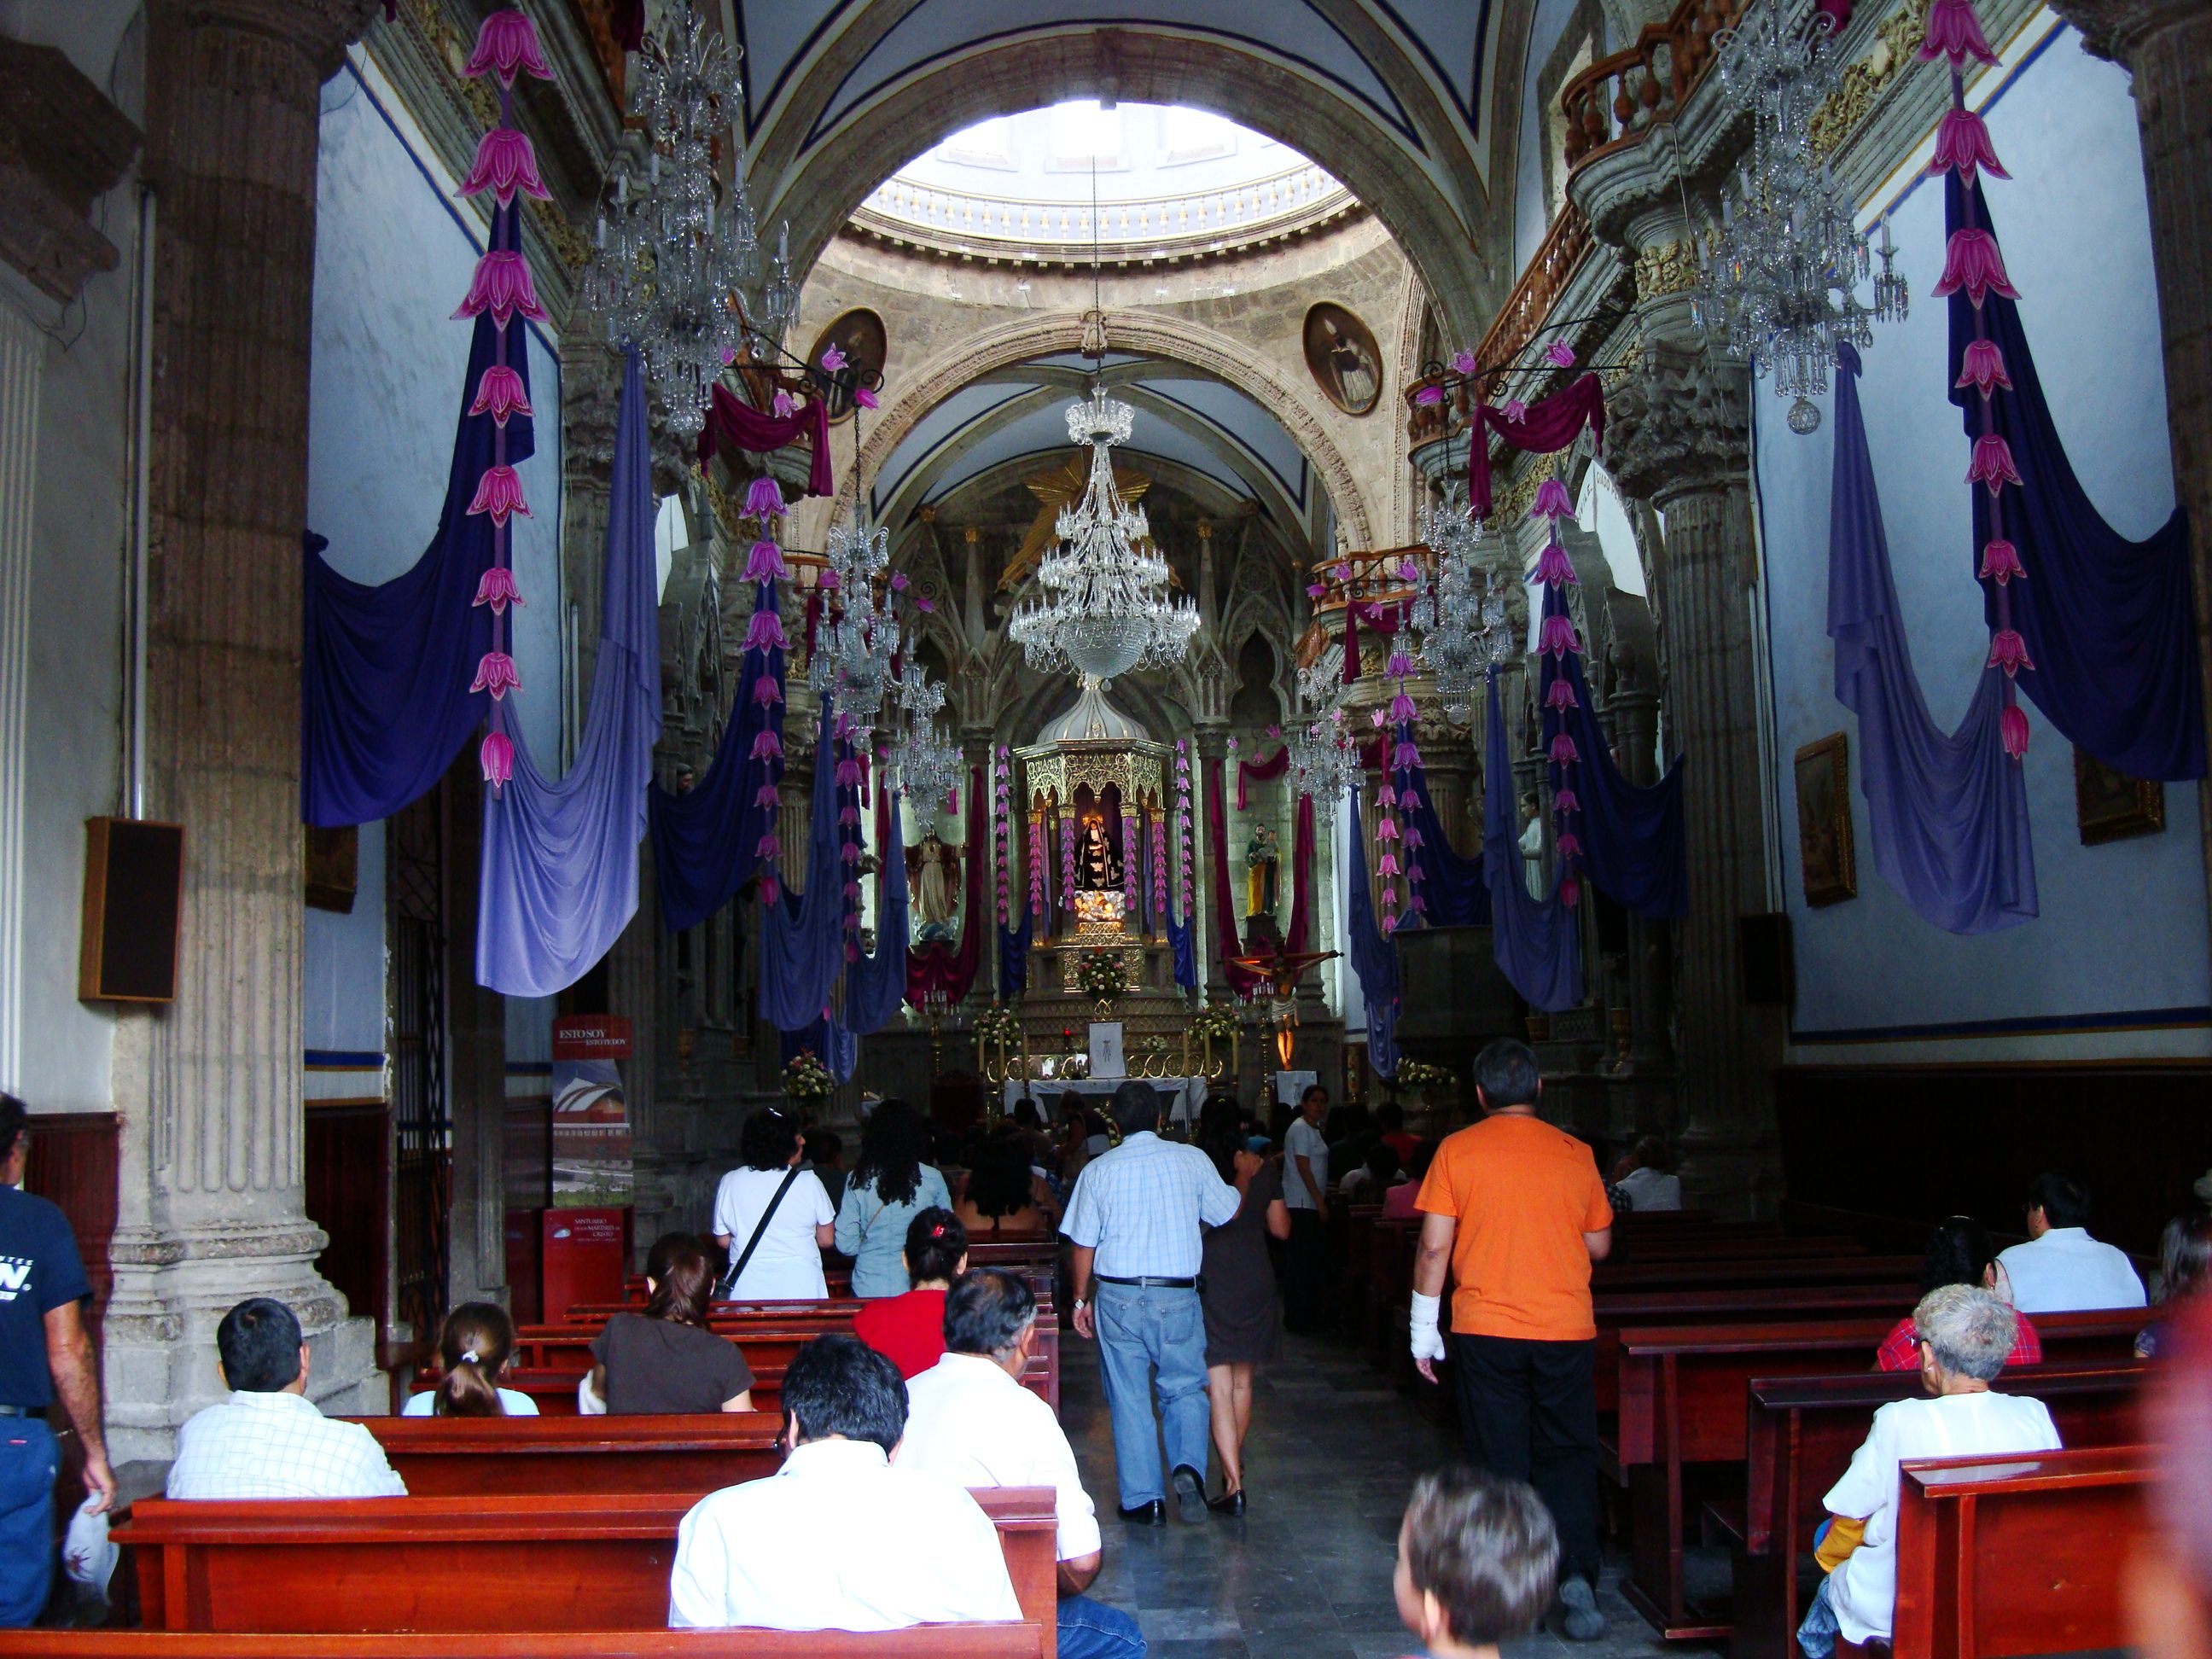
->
xmin=1302 ymin=302 xmax=1383 ymax=417
xmin=807 ymin=308 xmax=889 ymax=424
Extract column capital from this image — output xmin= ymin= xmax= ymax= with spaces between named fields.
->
xmin=150 ymin=0 xmax=385 ymax=77
xmin=2048 ymin=0 xmax=2212 ymax=64
xmin=1604 ymin=341 xmax=1750 ymax=505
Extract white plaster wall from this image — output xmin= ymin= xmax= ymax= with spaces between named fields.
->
xmin=1754 ymin=22 xmax=2210 ymax=1061
xmin=1514 ymin=0 xmax=1587 ymax=275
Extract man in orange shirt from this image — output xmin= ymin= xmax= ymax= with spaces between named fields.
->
xmin=1410 ymin=1039 xmax=1613 ymax=1642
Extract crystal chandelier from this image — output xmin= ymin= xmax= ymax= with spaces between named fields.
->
xmin=1414 ymin=482 xmax=1492 ymax=723
xmin=808 ymin=500 xmax=896 ymax=745
xmin=1286 ymin=708 xmax=1362 ymax=824
xmin=1008 ymin=387 xmax=1202 ymax=691
xmin=579 ymin=4 xmax=800 ymax=438
xmin=1694 ymin=0 xmax=1906 ymax=434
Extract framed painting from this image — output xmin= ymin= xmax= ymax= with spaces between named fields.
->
xmin=1302 ymin=302 xmax=1383 ymax=417
xmin=1793 ymin=732 xmax=1856 ymax=908
xmin=2073 ymin=745 xmax=2164 ymax=845
xmin=806 ymin=308 xmax=888 ymax=424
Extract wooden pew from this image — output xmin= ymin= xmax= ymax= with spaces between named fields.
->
xmin=1595 ymin=1255 xmax=1927 ymax=1294
xmin=0 ymin=1630 xmax=1046 ymax=1658
xmin=1718 ymin=1359 xmax=2148 ymax=1659
xmin=1591 ymin=1284 xmax=1920 ymax=1414
xmin=1883 ymin=1443 xmax=2153 ymax=1659
xmin=113 ymin=1487 xmax=1060 ymax=1656
xmin=1614 ymin=1307 xmax=2145 ymax=1640
xmin=354 ymin=1413 xmax=787 ymax=1497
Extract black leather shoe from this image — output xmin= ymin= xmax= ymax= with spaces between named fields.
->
xmin=1172 ymin=1464 xmax=1207 ymax=1524
xmin=1119 ymin=1499 xmax=1166 ymax=1525
xmin=1207 ymin=1487 xmax=1247 ymax=1516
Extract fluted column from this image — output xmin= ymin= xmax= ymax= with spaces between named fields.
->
xmin=2048 ymin=0 xmax=2212 ymax=981
xmin=105 ymin=0 xmax=383 ymax=1461
xmin=1607 ymin=341 xmax=1784 ymax=1216
xmin=1194 ymin=725 xmax=1231 ymax=999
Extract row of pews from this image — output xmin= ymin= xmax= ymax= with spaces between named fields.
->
xmin=1335 ymin=1203 xmax=2156 ymax=1659
xmin=0 ymin=1235 xmax=1068 ymax=1659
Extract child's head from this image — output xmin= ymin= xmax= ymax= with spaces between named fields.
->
xmin=1394 ymin=1467 xmax=1558 ymax=1655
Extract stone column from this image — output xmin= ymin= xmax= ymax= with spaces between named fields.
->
xmin=2049 ymin=0 xmax=2212 ymax=978
xmin=1606 ymin=341 xmax=1784 ymax=1217
xmin=1194 ymin=725 xmax=1231 ymax=999
xmin=963 ymin=725 xmax=997 ymax=1000
xmin=105 ymin=0 xmax=383 ymax=1461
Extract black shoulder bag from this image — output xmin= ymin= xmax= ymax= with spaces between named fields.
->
xmin=717 ymin=1167 xmax=803 ymax=1299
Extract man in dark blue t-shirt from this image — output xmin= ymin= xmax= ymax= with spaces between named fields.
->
xmin=0 ymin=1093 xmax=113 ymax=1627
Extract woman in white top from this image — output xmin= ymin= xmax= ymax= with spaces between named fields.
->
xmin=712 ymin=1107 xmax=835 ymax=1301
xmin=1797 ymin=1284 xmax=2063 ymax=1658
xmin=404 ymin=1301 xmax=541 ymax=1417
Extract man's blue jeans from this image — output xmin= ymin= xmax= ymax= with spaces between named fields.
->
xmin=1796 ymin=1573 xmax=1841 ymax=1659
xmin=0 ymin=1418 xmax=58 ymax=1628
xmin=1060 ymin=1591 xmax=1146 ymax=1659
xmin=1092 ymin=1282 xmax=1210 ymax=1510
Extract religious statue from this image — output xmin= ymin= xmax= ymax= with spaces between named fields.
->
xmin=1076 ymin=815 xmax=1121 ymax=891
xmin=909 ymin=830 xmax=960 ymax=934
xmin=1244 ymin=823 xmax=1280 ymax=917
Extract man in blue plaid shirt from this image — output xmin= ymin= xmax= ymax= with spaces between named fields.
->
xmin=1062 ymin=1080 xmax=1241 ymax=1523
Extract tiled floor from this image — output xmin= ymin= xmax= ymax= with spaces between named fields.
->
xmin=1062 ymin=1329 xmax=1725 ymax=1659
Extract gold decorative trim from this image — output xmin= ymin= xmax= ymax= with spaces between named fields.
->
xmin=1810 ymin=0 xmax=1935 ymax=159
xmin=1633 ymin=242 xmax=1700 ymax=303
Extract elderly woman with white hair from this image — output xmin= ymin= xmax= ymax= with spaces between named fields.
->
xmin=1796 ymin=1284 xmax=2064 ymax=1659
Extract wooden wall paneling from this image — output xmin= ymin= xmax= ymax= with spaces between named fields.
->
xmin=22 ymin=1112 xmax=119 ymax=1336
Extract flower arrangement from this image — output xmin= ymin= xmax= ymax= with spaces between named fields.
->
xmin=1394 ymin=1060 xmax=1454 ymax=1091
xmin=1077 ymin=950 xmax=1127 ymax=1004
xmin=783 ymin=1049 xmax=833 ymax=1101
xmin=975 ymin=1004 xmax=1022 ymax=1048
xmin=1189 ymin=1004 xmax=1240 ymax=1045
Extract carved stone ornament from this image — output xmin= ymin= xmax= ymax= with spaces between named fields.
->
xmin=2047 ymin=0 xmax=2212 ymax=64
xmin=0 ymin=38 xmax=141 ymax=304
xmin=1633 ymin=241 xmax=1703 ymax=304
xmin=1809 ymin=0 xmax=1936 ymax=157
xmin=1603 ymin=341 xmax=1751 ymax=504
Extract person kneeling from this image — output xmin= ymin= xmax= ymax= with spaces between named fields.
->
xmin=667 ymin=1332 xmax=1022 ymax=1632
xmin=903 ymin=1268 xmax=1147 ymax=1659
xmin=1393 ymin=1466 xmax=1559 ymax=1659
xmin=1797 ymin=1284 xmax=2063 ymax=1657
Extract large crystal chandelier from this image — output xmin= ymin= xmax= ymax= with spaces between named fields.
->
xmin=809 ymin=501 xmax=896 ymax=745
xmin=892 ymin=660 xmax=963 ymax=808
xmin=1414 ymin=482 xmax=1492 ymax=722
xmin=1008 ymin=387 xmax=1201 ymax=691
xmin=1286 ymin=708 xmax=1363 ymax=824
xmin=579 ymin=4 xmax=799 ymax=438
xmin=1694 ymin=0 xmax=1906 ymax=434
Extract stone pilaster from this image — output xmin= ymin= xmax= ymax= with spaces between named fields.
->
xmin=1605 ymin=341 xmax=1783 ymax=1218
xmin=1193 ymin=725 xmax=1231 ymax=1000
xmin=105 ymin=0 xmax=383 ymax=1461
xmin=2048 ymin=0 xmax=2212 ymax=985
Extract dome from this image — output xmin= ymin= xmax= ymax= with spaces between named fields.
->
xmin=1039 ymin=676 xmax=1152 ymax=743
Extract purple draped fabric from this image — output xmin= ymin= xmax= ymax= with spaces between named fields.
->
xmin=698 ymin=382 xmax=836 ymax=499
xmin=1535 ymin=585 xmax=1689 ymax=917
xmin=1829 ymin=341 xmax=2038 ymax=934
xmin=1394 ymin=745 xmax=1491 ymax=927
xmin=649 ymin=581 xmax=786 ymax=932
xmin=1947 ymin=176 xmax=2204 ymax=782
xmin=477 ymin=349 xmax=663 ymax=996
xmin=1468 ymin=375 xmax=1607 ymax=521
xmin=1237 ymin=744 xmax=1289 ymax=809
xmin=1343 ymin=785 xmax=1402 ymax=1078
xmin=998 ymin=905 xmax=1033 ymax=998
xmin=758 ymin=707 xmax=845 ymax=1030
xmin=843 ymin=782 xmax=909 ymax=1035
xmin=1484 ymin=668 xmax=1583 ymax=1011
xmin=301 ymin=306 xmax=527 ymax=826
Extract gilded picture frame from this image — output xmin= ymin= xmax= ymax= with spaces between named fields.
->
xmin=1793 ymin=731 xmax=1856 ymax=908
xmin=2072 ymin=745 xmax=2165 ymax=846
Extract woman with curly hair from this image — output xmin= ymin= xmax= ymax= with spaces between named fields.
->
xmin=835 ymin=1098 xmax=953 ymax=1298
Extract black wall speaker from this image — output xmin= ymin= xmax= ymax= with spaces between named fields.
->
xmin=80 ymin=818 xmax=184 ymax=1004
xmin=1739 ymin=912 xmax=1795 ymax=1009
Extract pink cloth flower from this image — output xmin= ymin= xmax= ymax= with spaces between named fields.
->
xmin=1387 ymin=651 xmax=1415 ymax=679
xmin=1930 ymin=108 xmax=2009 ymax=184
xmin=1560 ymin=873 xmax=1581 ymax=908
xmin=855 ymin=385 xmax=879 ymax=410
xmin=480 ymin=729 xmax=513 ymax=789
xmin=1931 ymin=229 xmax=2018 ymax=309
xmin=914 ymin=597 xmax=935 ymax=613
xmin=1531 ymin=478 xmax=1576 ymax=521
xmin=472 ymin=565 xmax=523 ymax=614
xmin=1545 ymin=678 xmax=1578 ymax=710
xmin=1377 ymin=783 xmax=1399 ymax=808
xmin=1988 ymin=628 xmax=2035 ymax=676
xmin=1920 ymin=0 xmax=1999 ymax=66
xmin=754 ymin=784 xmax=781 ymax=808
xmin=1396 ymin=559 xmax=1421 ymax=582
xmin=1967 ymin=433 xmax=2023 ymax=495
xmin=820 ymin=345 xmax=847 ymax=372
xmin=771 ymin=389 xmax=797 ymax=418
xmin=835 ymin=759 xmax=864 ymax=789
xmin=2000 ymin=701 xmax=2030 ymax=759
xmin=1979 ymin=538 xmax=2026 ymax=585
xmin=890 ymin=572 xmax=909 ymax=591
xmin=752 ymin=672 xmax=784 ymax=707
xmin=1414 ymin=384 xmax=1445 ymax=406
xmin=1394 ymin=741 xmax=1421 ymax=771
xmin=744 ymin=538 xmax=788 ymax=583
xmin=1390 ymin=693 xmax=1417 ymax=722
xmin=745 ymin=476 xmax=786 ymax=519
xmin=457 ymin=128 xmax=551 ymax=205
xmin=1552 ymin=789 xmax=1580 ymax=814
xmin=745 ymin=608 xmax=789 ymax=652
xmin=1545 ymin=341 xmax=1577 ymax=368
xmin=1501 ymin=399 xmax=1529 ymax=423
xmin=760 ymin=874 xmax=780 ymax=904
xmin=1377 ymin=817 xmax=1400 ymax=841
xmin=463 ymin=9 xmax=555 ymax=84
xmin=1306 ymin=582 xmax=1328 ymax=599
xmin=470 ymin=651 xmax=521 ymax=699
xmin=1956 ymin=340 xmax=2013 ymax=399
xmin=749 ymin=731 xmax=783 ymax=761
xmin=1377 ymin=853 xmax=1401 ymax=877
xmin=756 ymin=835 xmax=782 ymax=860
xmin=453 ymin=251 xmax=548 ymax=328
xmin=1534 ymin=539 xmax=1578 ymax=586
xmin=1549 ymin=733 xmax=1580 ymax=765
xmin=469 ymin=364 xmax=533 ymax=426
xmin=1540 ymin=614 xmax=1581 ymax=657
xmin=467 ymin=465 xmax=531 ymax=526
xmin=1451 ymin=348 xmax=1478 ymax=375
xmin=1555 ymin=833 xmax=1583 ymax=860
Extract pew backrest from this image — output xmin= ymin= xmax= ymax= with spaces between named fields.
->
xmin=352 ymin=1413 xmax=787 ymax=1497
xmin=0 ymin=1631 xmax=1046 ymax=1658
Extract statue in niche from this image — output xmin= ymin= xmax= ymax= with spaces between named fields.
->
xmin=1244 ymin=824 xmax=1280 ymax=917
xmin=909 ymin=830 xmax=961 ymax=936
xmin=1076 ymin=815 xmax=1121 ymax=891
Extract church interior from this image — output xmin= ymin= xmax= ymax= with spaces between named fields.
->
xmin=2 ymin=0 xmax=2210 ymax=1650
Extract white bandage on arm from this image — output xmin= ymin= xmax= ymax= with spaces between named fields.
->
xmin=1410 ymin=1290 xmax=1447 ymax=1362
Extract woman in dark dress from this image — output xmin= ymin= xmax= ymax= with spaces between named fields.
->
xmin=1196 ymin=1096 xmax=1290 ymax=1515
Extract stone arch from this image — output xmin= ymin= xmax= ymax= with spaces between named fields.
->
xmin=843 ymin=310 xmax=1381 ymax=549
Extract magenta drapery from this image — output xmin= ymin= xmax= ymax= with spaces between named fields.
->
xmin=1236 ymin=743 xmax=1289 ymax=809
xmin=1284 ymin=793 xmax=1315 ymax=953
xmin=696 ymin=382 xmax=836 ymax=498
xmin=906 ymin=764 xmax=987 ymax=1007
xmin=1206 ymin=757 xmax=1263 ymax=996
xmin=1466 ymin=375 xmax=1606 ymax=521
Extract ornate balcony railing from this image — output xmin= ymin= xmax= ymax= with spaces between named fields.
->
xmin=1559 ymin=0 xmax=1753 ymax=171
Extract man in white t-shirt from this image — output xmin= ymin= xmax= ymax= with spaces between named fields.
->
xmin=1282 ymin=1085 xmax=1331 ymax=1332
xmin=902 ymin=1269 xmax=1144 ymax=1659
xmin=1796 ymin=1284 xmax=2063 ymax=1657
xmin=1994 ymin=1173 xmax=2145 ymax=1313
